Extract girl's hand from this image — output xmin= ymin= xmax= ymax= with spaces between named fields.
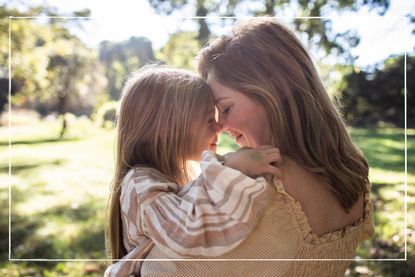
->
xmin=223 ymin=145 xmax=282 ymax=178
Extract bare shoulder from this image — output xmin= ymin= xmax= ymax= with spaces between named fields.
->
xmin=281 ymin=157 xmax=365 ymax=236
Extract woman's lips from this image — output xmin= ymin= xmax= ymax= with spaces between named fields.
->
xmin=228 ymin=131 xmax=243 ymax=142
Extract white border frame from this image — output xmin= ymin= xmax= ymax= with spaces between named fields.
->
xmin=7 ymin=15 xmax=408 ymax=262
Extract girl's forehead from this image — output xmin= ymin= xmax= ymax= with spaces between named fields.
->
xmin=205 ymin=106 xmax=215 ymax=116
xmin=203 ymin=105 xmax=218 ymax=119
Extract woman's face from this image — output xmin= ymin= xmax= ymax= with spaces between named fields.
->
xmin=189 ymin=105 xmax=221 ymax=161
xmin=207 ymin=74 xmax=270 ymax=148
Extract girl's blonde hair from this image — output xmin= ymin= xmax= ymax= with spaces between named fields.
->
xmin=107 ymin=66 xmax=214 ymax=260
xmin=197 ymin=18 xmax=369 ymax=212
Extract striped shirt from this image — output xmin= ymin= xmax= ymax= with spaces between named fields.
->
xmin=104 ymin=151 xmax=271 ymax=276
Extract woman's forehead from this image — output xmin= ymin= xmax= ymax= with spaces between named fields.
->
xmin=207 ymin=74 xmax=240 ymax=102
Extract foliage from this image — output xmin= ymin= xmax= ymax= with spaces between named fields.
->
xmin=148 ymin=0 xmax=391 ymax=60
xmin=99 ymin=37 xmax=156 ymax=100
xmin=0 ymin=3 xmax=107 ymax=136
xmin=339 ymin=55 xmax=414 ymax=128
xmin=148 ymin=0 xmax=210 ymax=44
xmin=93 ymin=101 xmax=118 ymax=128
xmin=156 ymin=31 xmax=201 ymax=70
xmin=0 ymin=78 xmax=19 ymax=117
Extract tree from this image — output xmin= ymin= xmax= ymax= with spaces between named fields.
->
xmin=149 ymin=0 xmax=212 ymax=45
xmin=148 ymin=0 xmax=390 ymax=61
xmin=156 ymin=31 xmax=200 ymax=70
xmin=0 ymin=78 xmax=19 ymax=121
xmin=99 ymin=37 xmax=156 ymax=100
xmin=339 ymin=55 xmax=414 ymax=128
xmin=1 ymin=3 xmax=106 ymax=136
xmin=47 ymin=36 xmax=102 ymax=137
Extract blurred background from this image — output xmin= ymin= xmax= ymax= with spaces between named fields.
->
xmin=0 ymin=0 xmax=414 ymax=276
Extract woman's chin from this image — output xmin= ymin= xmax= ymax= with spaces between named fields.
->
xmin=235 ymin=135 xmax=245 ymax=146
xmin=236 ymin=137 xmax=253 ymax=148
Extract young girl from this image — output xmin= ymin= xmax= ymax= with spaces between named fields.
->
xmin=105 ymin=66 xmax=281 ymax=276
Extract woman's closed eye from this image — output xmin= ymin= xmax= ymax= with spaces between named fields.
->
xmin=222 ymin=106 xmax=231 ymax=115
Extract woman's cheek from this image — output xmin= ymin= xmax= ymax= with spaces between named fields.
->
xmin=226 ymin=113 xmax=237 ymax=129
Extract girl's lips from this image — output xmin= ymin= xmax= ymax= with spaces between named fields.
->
xmin=209 ymin=143 xmax=217 ymax=152
xmin=210 ymin=135 xmax=218 ymax=146
xmin=235 ymin=134 xmax=243 ymax=142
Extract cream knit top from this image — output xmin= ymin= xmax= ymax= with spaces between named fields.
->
xmin=140 ymin=179 xmax=374 ymax=277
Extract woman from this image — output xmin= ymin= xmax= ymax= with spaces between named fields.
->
xmin=140 ymin=18 xmax=374 ymax=277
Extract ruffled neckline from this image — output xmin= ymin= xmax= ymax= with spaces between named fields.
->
xmin=273 ymin=179 xmax=374 ymax=245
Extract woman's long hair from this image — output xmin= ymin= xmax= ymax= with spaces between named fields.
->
xmin=197 ymin=18 xmax=369 ymax=212
xmin=106 ymin=66 xmax=213 ymax=260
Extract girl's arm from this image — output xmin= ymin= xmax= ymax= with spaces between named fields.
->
xmin=122 ymin=150 xmax=280 ymax=258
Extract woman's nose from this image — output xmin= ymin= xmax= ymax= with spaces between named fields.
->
xmin=213 ymin=121 xmax=223 ymax=134
xmin=217 ymin=114 xmax=228 ymax=130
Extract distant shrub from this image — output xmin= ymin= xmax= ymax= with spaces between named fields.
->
xmin=94 ymin=101 xmax=118 ymax=128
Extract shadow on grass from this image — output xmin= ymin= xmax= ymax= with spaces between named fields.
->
xmin=0 ymin=137 xmax=81 ymax=146
xmin=0 ymin=186 xmax=106 ymax=261
xmin=41 ymin=202 xmax=99 ymax=222
xmin=0 ymin=188 xmax=11 ymax=261
xmin=0 ymin=187 xmax=52 ymax=264
xmin=348 ymin=258 xmax=415 ymax=277
xmin=72 ymin=226 xmax=106 ymax=259
xmin=371 ymin=182 xmax=405 ymax=225
xmin=0 ymin=159 xmax=66 ymax=174
xmin=352 ymin=128 xmax=415 ymax=173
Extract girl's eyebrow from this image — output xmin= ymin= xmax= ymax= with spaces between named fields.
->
xmin=204 ymin=107 xmax=216 ymax=118
xmin=214 ymin=96 xmax=230 ymax=104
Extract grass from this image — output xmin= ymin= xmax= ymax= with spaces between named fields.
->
xmin=0 ymin=114 xmax=414 ymax=276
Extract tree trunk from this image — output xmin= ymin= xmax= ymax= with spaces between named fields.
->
xmin=57 ymin=93 xmax=68 ymax=138
xmin=196 ymin=0 xmax=210 ymax=45
xmin=265 ymin=0 xmax=275 ymax=14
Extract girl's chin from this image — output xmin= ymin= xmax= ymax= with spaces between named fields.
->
xmin=209 ymin=145 xmax=217 ymax=152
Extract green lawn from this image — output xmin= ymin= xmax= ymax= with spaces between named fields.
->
xmin=0 ymin=114 xmax=414 ymax=276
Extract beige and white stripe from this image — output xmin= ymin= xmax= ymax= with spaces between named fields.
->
xmin=104 ymin=151 xmax=271 ymax=276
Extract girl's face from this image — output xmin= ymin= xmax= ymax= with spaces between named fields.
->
xmin=207 ymin=74 xmax=270 ymax=148
xmin=189 ymin=105 xmax=222 ymax=161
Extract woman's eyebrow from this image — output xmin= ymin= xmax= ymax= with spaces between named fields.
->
xmin=214 ymin=96 xmax=230 ymax=104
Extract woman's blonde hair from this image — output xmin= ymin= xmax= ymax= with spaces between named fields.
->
xmin=197 ymin=18 xmax=369 ymax=212
xmin=106 ymin=66 xmax=214 ymax=260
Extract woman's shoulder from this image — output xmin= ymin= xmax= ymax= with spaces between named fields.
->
xmin=279 ymin=157 xmax=367 ymax=237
